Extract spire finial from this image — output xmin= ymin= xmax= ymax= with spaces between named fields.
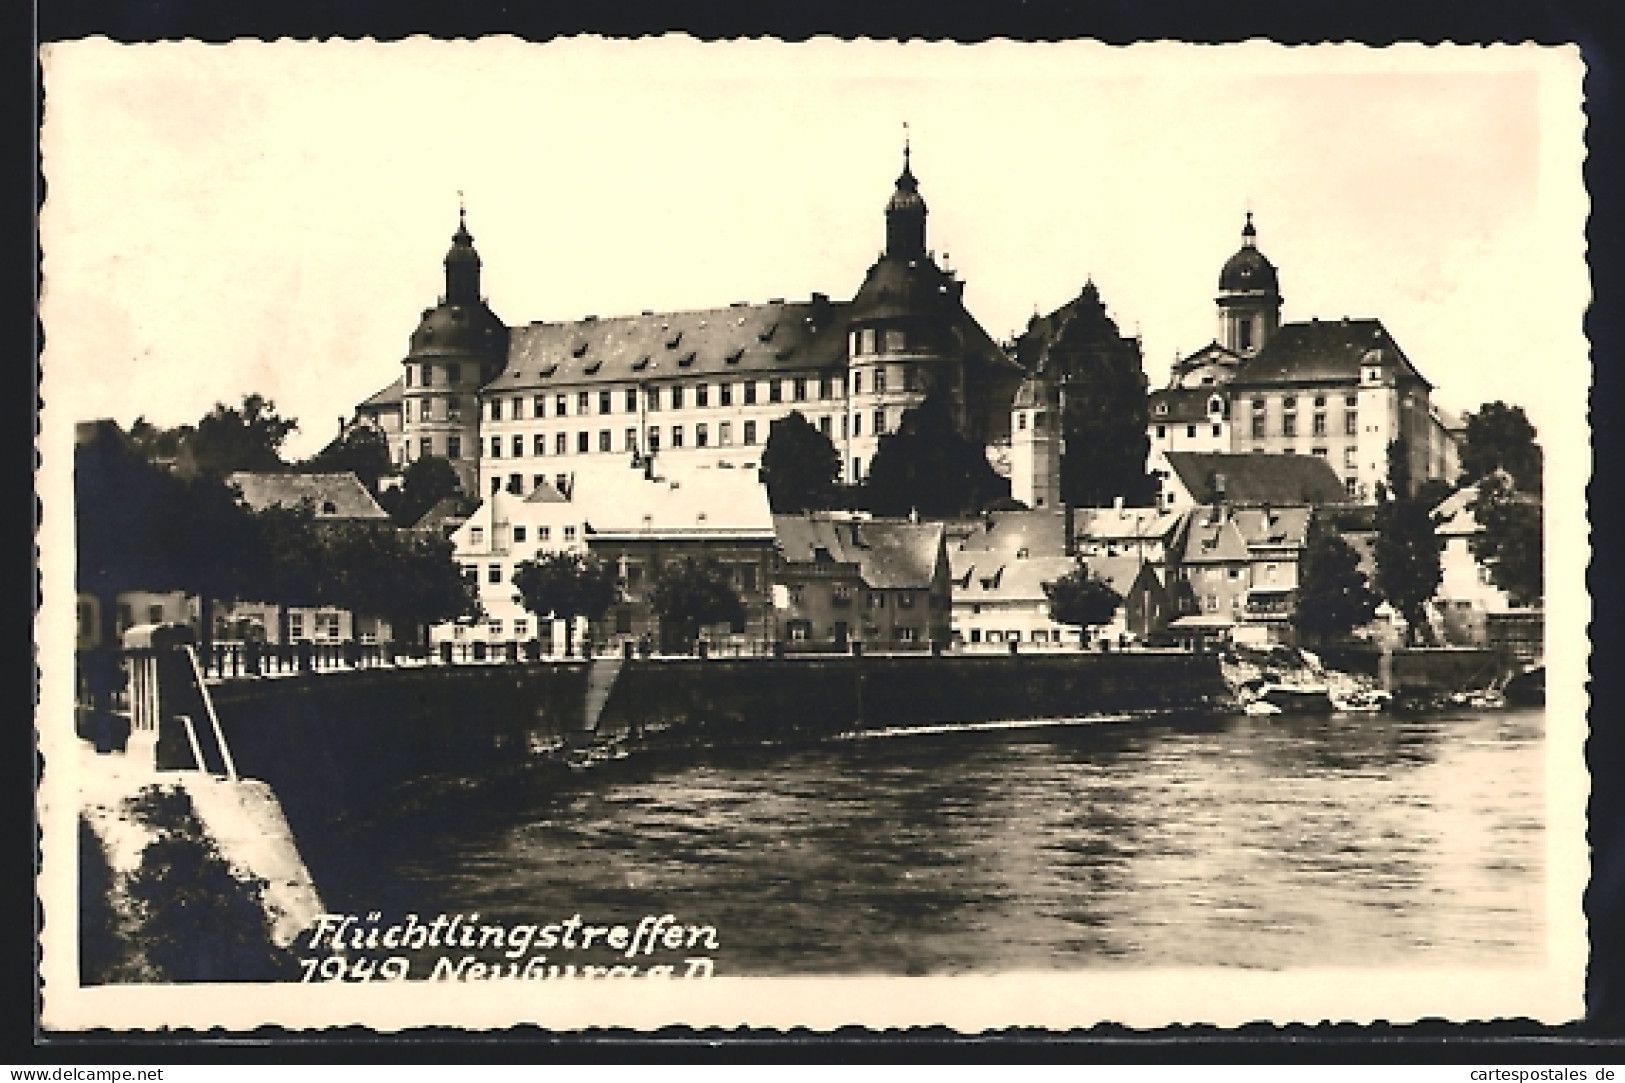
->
xmin=1242 ymin=208 xmax=1256 ymax=244
xmin=903 ymin=120 xmax=910 ymax=166
xmin=458 ymin=189 xmax=466 ymax=224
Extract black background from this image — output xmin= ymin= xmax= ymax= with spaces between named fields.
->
xmin=19 ymin=0 xmax=1625 ymax=1064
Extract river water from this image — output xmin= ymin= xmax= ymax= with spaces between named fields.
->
xmin=316 ymin=706 xmax=1544 ymax=975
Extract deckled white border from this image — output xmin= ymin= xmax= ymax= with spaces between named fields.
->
xmin=36 ymin=36 xmax=1591 ymax=1032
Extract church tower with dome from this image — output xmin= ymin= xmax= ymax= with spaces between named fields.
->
xmin=1216 ymin=212 xmax=1282 ymax=357
xmin=400 ymin=208 xmax=509 ymax=493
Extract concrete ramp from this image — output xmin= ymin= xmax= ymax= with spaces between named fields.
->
xmin=582 ymin=657 xmax=625 ymax=733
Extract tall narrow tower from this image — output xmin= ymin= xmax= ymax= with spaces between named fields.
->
xmin=401 ymin=206 xmax=508 ymax=495
xmin=1216 ymin=213 xmax=1282 ymax=357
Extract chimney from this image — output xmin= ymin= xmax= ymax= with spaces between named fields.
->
xmin=1113 ymin=494 xmax=1124 ymax=518
xmin=1212 ymin=472 xmax=1227 ymax=502
xmin=1064 ymin=503 xmax=1076 ymax=557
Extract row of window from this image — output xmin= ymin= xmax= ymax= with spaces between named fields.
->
xmin=471 ymin=367 xmax=920 ymax=424
xmin=785 ymin=621 xmax=921 ymax=642
xmin=1251 ymin=394 xmax=1359 ymax=411
xmin=1249 ymin=412 xmax=1358 ymax=438
xmin=465 ymin=521 xmax=579 ymax=552
xmin=784 ymin=585 xmax=922 ymax=608
xmin=1155 ymin=423 xmax=1226 ymax=440
xmin=849 ymin=327 xmax=917 ymax=356
xmin=964 ymin=628 xmax=1067 ymax=645
xmin=405 ymin=363 xmax=467 ymax=388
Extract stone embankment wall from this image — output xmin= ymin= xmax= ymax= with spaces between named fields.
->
xmin=206 ymin=652 xmax=1227 ymax=824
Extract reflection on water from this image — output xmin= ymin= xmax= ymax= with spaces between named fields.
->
xmin=320 ymin=707 xmax=1544 ymax=974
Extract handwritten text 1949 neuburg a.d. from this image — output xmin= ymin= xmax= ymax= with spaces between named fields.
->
xmin=301 ymin=912 xmax=720 ymax=983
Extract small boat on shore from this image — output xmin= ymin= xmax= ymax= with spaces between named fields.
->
xmin=1243 ymin=700 xmax=1283 ymax=716
xmin=1331 ymin=689 xmax=1392 ymax=713
xmin=1256 ymin=684 xmax=1335 ymax=713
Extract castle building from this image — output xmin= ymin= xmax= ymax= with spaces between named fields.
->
xmin=357 ymin=151 xmax=1022 ymax=499
xmin=1148 ymin=216 xmax=1458 ymax=503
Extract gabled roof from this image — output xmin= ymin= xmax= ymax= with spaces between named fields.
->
xmin=955 ymin=509 xmax=1069 ymax=558
xmin=1230 ymin=318 xmax=1432 ymax=389
xmin=1071 ymin=505 xmax=1182 ymax=543
xmin=951 ymin=553 xmax=1077 ymax=605
xmin=1229 ymin=505 xmax=1314 ymax=549
xmin=410 ymin=495 xmax=472 ymax=533
xmin=358 ymin=378 xmax=403 ymax=409
xmin=226 ymin=471 xmax=390 ymax=520
xmin=1173 ymin=507 xmax=1251 ymax=564
xmin=1083 ymin=554 xmax=1153 ymax=595
xmin=488 ymin=300 xmax=847 ymax=391
xmin=522 ymin=480 xmax=570 ymax=504
xmin=579 ymin=461 xmax=774 ymax=537
xmin=776 ymin=515 xmax=946 ymax=591
xmin=1163 ymin=452 xmax=1350 ymax=506
xmin=1149 ymin=387 xmax=1228 ymax=423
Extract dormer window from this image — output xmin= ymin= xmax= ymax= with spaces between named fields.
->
xmin=320 ymin=501 xmax=337 ymax=515
xmin=572 ymin=341 xmax=589 ymax=358
xmin=665 ymin=331 xmax=683 ymax=350
xmin=1208 ymin=396 xmax=1224 ymax=416
xmin=1155 ymin=403 xmax=1168 ymax=416
xmin=758 ymin=323 xmax=778 ymax=343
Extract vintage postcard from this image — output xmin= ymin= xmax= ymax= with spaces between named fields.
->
xmin=36 ymin=37 xmax=1590 ymax=1032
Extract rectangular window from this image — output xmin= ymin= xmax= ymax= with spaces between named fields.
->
xmin=1313 ymin=395 xmax=1326 ymax=408
xmin=873 ymin=409 xmax=885 ymax=435
xmin=288 ymin=612 xmax=303 ymax=639
xmin=862 ymin=328 xmax=878 ymax=354
xmin=555 ymin=395 xmax=568 ymax=418
xmin=1186 ymin=425 xmax=1197 ymax=438
xmin=902 ymin=366 xmax=916 ymax=392
xmin=743 ymin=382 xmax=757 ymax=405
xmin=648 ymin=427 xmax=661 ymax=452
xmin=405 ymin=368 xmax=413 ymax=388
xmin=533 ymin=474 xmax=545 ymax=491
xmin=1312 ymin=447 xmax=1328 ymax=458
xmin=489 ymin=619 xmax=503 ymax=637
xmin=646 ymin=387 xmax=660 ymax=412
xmin=1344 ymin=446 xmax=1358 ymax=467
xmin=696 ymin=384 xmax=709 ymax=408
xmin=508 ymin=473 xmax=522 ymax=494
xmin=671 ymin=425 xmax=684 ymax=449
xmin=534 ymin=434 xmax=547 ymax=456
xmin=743 ymin=420 xmax=757 ymax=446
xmin=875 ymin=368 xmax=887 ymax=393
xmin=898 ymin=591 xmax=916 ymax=609
xmin=447 ymin=435 xmax=462 ymax=459
xmin=512 ymin=435 xmax=524 ymax=457
xmin=599 ymin=429 xmax=612 ymax=452
xmin=515 ymin=618 xmax=529 ymax=637
xmin=563 ymin=525 xmax=577 ymax=542
xmin=852 ymin=412 xmax=863 ymax=437
xmin=1282 ymin=415 xmax=1297 ymax=437
xmin=696 ymin=423 xmax=709 ymax=448
xmin=577 ymin=431 xmax=589 ymax=454
xmin=490 ymin=399 xmax=502 ymax=421
xmin=720 ymin=383 xmax=733 ymax=406
xmin=817 ymin=375 xmax=830 ymax=400
xmin=671 ymin=385 xmax=685 ymax=410
xmin=793 ymin=377 xmax=807 ymax=401
xmin=512 ymin=397 xmax=524 ymax=420
xmin=1212 ymin=424 xmax=1222 ymax=437
xmin=885 ymin=328 xmax=906 ymax=353
xmin=555 ymin=433 xmax=567 ymax=455
xmin=625 ymin=427 xmax=637 ymax=451
xmin=490 ymin=476 xmax=501 ymax=494
xmin=769 ymin=379 xmax=783 ymax=403
xmin=534 ymin=395 xmax=547 ymax=418
xmin=446 ymin=396 xmax=461 ymax=421
xmin=719 ymin=421 xmax=732 ymax=446
xmin=625 ymin=388 xmax=638 ymax=412
xmin=538 ymin=526 xmax=551 ymax=541
xmin=487 ymin=564 xmax=503 ymax=584
xmin=470 ymin=526 xmax=484 ymax=546
xmin=1283 ymin=396 xmax=1297 ymax=411
xmin=853 ymin=372 xmax=863 ymax=394
xmin=1251 ymin=416 xmax=1265 ymax=438
xmin=577 ymin=392 xmax=589 ymax=415
xmin=1313 ymin=413 xmax=1327 ymax=436
xmin=869 ymin=592 xmax=886 ymax=610
xmin=819 ymin=416 xmax=832 ymax=437
xmin=1345 ymin=411 xmax=1358 ymax=435
xmin=420 ymin=364 xmax=432 ymax=386
xmin=490 ymin=436 xmax=501 ymax=457
xmin=599 ymin=391 xmax=612 ymax=414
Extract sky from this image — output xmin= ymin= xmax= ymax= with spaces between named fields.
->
xmin=40 ymin=37 xmax=1587 ymax=460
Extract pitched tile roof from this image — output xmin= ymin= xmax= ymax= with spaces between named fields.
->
xmin=1149 ymin=387 xmax=1229 ymax=423
xmin=951 ymin=553 xmax=1078 ymax=604
xmin=226 ymin=471 xmax=390 ymax=520
xmin=1230 ymin=318 xmax=1432 ymax=389
xmin=775 ymin=515 xmax=945 ymax=591
xmin=955 ymin=509 xmax=1069 ymax=557
xmin=1230 ymin=505 xmax=1314 ymax=549
xmin=358 ymin=378 xmax=403 ymax=409
xmin=1071 ymin=505 xmax=1183 ymax=542
xmin=1173 ymin=507 xmax=1252 ymax=564
xmin=1081 ymin=554 xmax=1152 ymax=594
xmin=486 ymin=300 xmax=847 ymax=391
xmin=576 ymin=461 xmax=774 ymax=537
xmin=1163 ymin=452 xmax=1350 ymax=506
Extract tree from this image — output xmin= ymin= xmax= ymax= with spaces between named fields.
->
xmin=1470 ymin=473 xmax=1543 ymax=607
xmin=1373 ymin=439 xmax=1444 ymax=645
xmin=759 ymin=411 xmax=841 ymax=513
xmin=511 ymin=552 xmax=619 ymax=657
xmin=303 ymin=425 xmax=393 ymax=493
xmin=861 ymin=391 xmax=1008 ymax=518
xmin=1015 ymin=283 xmax=1157 ymax=508
xmin=186 ymin=394 xmax=298 ymax=477
xmin=1042 ymin=565 xmax=1123 ymax=644
xmin=649 ymin=557 xmax=745 ymax=654
xmin=1461 ymin=401 xmax=1542 ymax=494
xmin=1294 ymin=519 xmax=1380 ymax=643
xmin=318 ymin=521 xmax=481 ymax=650
xmin=377 ymin=454 xmax=463 ymax=528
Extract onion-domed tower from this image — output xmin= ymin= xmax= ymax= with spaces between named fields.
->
xmin=844 ymin=146 xmax=974 ymax=483
xmin=1216 ymin=213 xmax=1282 ymax=357
xmin=402 ymin=208 xmax=508 ymax=494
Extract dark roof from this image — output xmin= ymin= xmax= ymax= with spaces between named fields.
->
xmin=1164 ymin=452 xmax=1351 ymax=506
xmin=359 ymin=378 xmax=403 ymax=409
xmin=1219 ymin=245 xmax=1279 ymax=295
xmin=409 ymin=299 xmax=508 ymax=359
xmin=226 ymin=471 xmax=390 ymax=520
xmin=1230 ymin=318 xmax=1431 ymax=390
xmin=489 ymin=300 xmax=847 ymax=390
xmin=1150 ymin=387 xmax=1228 ymax=423
xmin=955 ymin=509 xmax=1069 ymax=558
xmin=848 ymin=254 xmax=960 ymax=324
xmin=774 ymin=515 xmax=945 ymax=590
xmin=410 ymin=495 xmax=472 ymax=533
